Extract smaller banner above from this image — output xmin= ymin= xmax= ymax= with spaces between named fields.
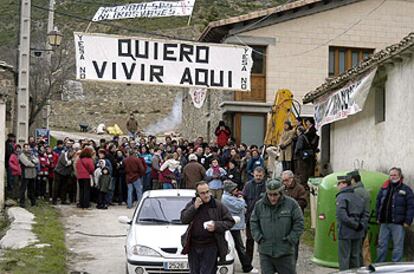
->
xmin=189 ymin=87 xmax=207 ymax=108
xmin=314 ymin=68 xmax=377 ymax=129
xmin=92 ymin=0 xmax=195 ymax=22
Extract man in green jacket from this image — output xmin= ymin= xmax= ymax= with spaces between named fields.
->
xmin=250 ymin=178 xmax=304 ymax=274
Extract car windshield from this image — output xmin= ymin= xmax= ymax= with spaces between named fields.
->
xmin=136 ymin=196 xmax=192 ymax=225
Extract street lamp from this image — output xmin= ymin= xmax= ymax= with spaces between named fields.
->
xmin=47 ymin=26 xmax=62 ymax=47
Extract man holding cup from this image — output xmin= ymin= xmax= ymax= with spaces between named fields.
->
xmin=181 ymin=181 xmax=235 ymax=274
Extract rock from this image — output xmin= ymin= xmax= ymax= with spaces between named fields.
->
xmin=34 ymin=243 xmax=51 ymax=248
xmin=0 ymin=207 xmax=38 ymax=249
xmin=4 ymin=199 xmax=17 ymax=207
xmin=17 ymin=261 xmax=26 ymax=267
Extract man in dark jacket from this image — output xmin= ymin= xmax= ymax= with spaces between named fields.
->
xmin=376 ymin=167 xmax=414 ymax=263
xmin=242 ymin=167 xmax=266 ymax=264
xmin=182 ymin=154 xmax=206 ymax=189
xmin=250 ymin=178 xmax=304 ymax=274
xmin=53 ymin=149 xmax=75 ymax=205
xmin=347 ymin=170 xmax=371 ymax=266
xmin=180 ymin=181 xmax=235 ymax=274
xmin=282 ymin=170 xmax=307 ymax=262
xmin=124 ymin=149 xmax=146 ymax=209
xmin=336 ymin=175 xmax=367 ymax=270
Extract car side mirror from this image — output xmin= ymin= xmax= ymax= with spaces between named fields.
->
xmin=232 ymin=216 xmax=240 ymax=224
xmin=118 ymin=215 xmax=132 ymax=225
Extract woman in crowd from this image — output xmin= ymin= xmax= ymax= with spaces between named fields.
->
xmin=75 ymin=147 xmax=95 ymax=209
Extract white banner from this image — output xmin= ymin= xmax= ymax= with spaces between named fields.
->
xmin=74 ymin=33 xmax=253 ymax=91
xmin=314 ymin=68 xmax=377 ymax=129
xmin=92 ymin=0 xmax=195 ymax=22
xmin=189 ymin=87 xmax=207 ymax=108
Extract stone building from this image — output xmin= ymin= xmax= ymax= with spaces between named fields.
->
xmin=0 ymin=61 xmax=17 ymax=134
xmin=303 ymin=33 xmax=414 ymax=182
xmin=182 ymin=0 xmax=414 ymax=146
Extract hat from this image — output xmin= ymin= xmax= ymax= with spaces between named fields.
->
xmin=346 ymin=170 xmax=360 ymax=178
xmin=224 ymin=180 xmax=238 ymax=193
xmin=188 ymin=153 xmax=197 ymax=161
xmin=337 ymin=175 xmax=351 ymax=184
xmin=266 ymin=178 xmax=284 ymax=194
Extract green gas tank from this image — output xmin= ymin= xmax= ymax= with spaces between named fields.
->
xmin=312 ymin=170 xmax=388 ymax=267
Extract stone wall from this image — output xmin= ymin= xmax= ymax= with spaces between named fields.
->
xmin=50 ymin=81 xmax=179 ymax=135
xmin=0 ymin=63 xmax=16 ymax=134
xmin=181 ymin=89 xmax=233 ymax=142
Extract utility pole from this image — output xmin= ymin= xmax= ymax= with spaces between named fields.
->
xmin=16 ymin=0 xmax=31 ymax=145
xmin=45 ymin=0 xmax=55 ymax=129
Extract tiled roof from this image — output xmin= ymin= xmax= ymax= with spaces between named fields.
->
xmin=199 ymin=0 xmax=324 ymax=42
xmin=303 ymin=32 xmax=414 ymax=104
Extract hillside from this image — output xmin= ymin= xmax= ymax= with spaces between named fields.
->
xmin=0 ymin=0 xmax=287 ymax=134
xmin=0 ymin=0 xmax=287 ymax=65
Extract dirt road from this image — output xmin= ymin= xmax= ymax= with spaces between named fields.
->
xmin=60 ymin=204 xmax=334 ymax=274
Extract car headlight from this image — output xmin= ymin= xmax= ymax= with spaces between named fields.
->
xmin=130 ymin=245 xmax=161 ymax=257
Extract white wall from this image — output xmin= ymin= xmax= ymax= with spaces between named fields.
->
xmin=241 ymin=0 xmax=414 ymax=103
xmin=330 ymin=56 xmax=414 ymax=183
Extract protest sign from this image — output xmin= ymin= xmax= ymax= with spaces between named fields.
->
xmin=74 ymin=33 xmax=253 ymax=91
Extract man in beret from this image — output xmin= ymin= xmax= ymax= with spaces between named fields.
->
xmin=336 ymin=175 xmax=367 ymax=270
xmin=250 ymin=178 xmax=304 ymax=274
xmin=347 ymin=170 xmax=371 ymax=265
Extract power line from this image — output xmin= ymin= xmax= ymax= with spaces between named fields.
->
xmin=232 ymin=0 xmax=387 ymax=58
xmin=29 ymin=3 xmax=197 ymax=41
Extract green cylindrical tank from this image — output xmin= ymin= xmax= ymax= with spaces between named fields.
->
xmin=312 ymin=170 xmax=388 ymax=268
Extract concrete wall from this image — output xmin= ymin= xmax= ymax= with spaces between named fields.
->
xmin=242 ymin=0 xmax=414 ymax=103
xmin=330 ymin=56 xmax=414 ymax=183
xmin=0 ymin=67 xmax=16 ymax=134
xmin=181 ymin=89 xmax=233 ymax=142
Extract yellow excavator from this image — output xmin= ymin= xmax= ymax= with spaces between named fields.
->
xmin=264 ymin=89 xmax=301 ymax=146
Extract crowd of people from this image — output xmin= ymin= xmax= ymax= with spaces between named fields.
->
xmin=5 ymin=117 xmax=411 ymax=274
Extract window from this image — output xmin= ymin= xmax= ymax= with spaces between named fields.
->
xmin=251 ymin=46 xmax=266 ymax=74
xmin=375 ymin=85 xmax=386 ymax=124
xmin=329 ymin=47 xmax=374 ymax=76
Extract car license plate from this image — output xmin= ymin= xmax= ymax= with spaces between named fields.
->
xmin=164 ymin=261 xmax=189 ymax=270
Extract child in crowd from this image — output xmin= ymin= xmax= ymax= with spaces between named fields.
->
xmin=97 ymin=167 xmax=111 ymax=209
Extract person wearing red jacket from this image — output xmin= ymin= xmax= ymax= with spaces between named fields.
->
xmin=37 ymin=145 xmax=51 ymax=199
xmin=75 ymin=147 xmax=95 ymax=209
xmin=8 ymin=144 xmax=22 ymax=199
xmin=46 ymin=146 xmax=59 ymax=200
xmin=215 ymin=120 xmax=231 ymax=148
xmin=124 ymin=149 xmax=145 ymax=209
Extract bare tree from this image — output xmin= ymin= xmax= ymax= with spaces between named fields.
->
xmin=29 ymin=37 xmax=73 ymax=127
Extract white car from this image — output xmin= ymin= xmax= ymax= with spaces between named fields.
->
xmin=119 ymin=189 xmax=236 ymax=274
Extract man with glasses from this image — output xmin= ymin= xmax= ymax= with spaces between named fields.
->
xmin=336 ymin=175 xmax=367 ymax=270
xmin=181 ymin=181 xmax=235 ymax=274
xmin=250 ymin=178 xmax=304 ymax=274
xmin=376 ymin=167 xmax=414 ymax=262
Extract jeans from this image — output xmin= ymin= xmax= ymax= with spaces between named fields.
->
xmin=338 ymin=238 xmax=362 ymax=270
xmin=143 ymin=173 xmax=152 ymax=192
xmin=188 ymin=245 xmax=218 ymax=274
xmin=105 ymin=177 xmax=116 ymax=204
xmin=259 ymin=253 xmax=296 ymax=274
xmin=127 ymin=178 xmax=143 ymax=208
xmin=78 ymin=179 xmax=91 ymax=208
xmin=245 ymin=223 xmax=255 ymax=265
xmin=231 ymin=230 xmax=253 ymax=272
xmin=376 ymin=223 xmax=405 ymax=262
xmin=20 ymin=178 xmax=36 ymax=207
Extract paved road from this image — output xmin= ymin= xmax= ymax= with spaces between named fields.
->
xmin=60 ymin=204 xmax=334 ymax=274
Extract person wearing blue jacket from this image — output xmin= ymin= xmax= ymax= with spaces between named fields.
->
xmin=221 ymin=180 xmax=258 ymax=273
xmin=246 ymin=149 xmax=264 ymax=181
xmin=376 ymin=167 xmax=414 ymax=263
